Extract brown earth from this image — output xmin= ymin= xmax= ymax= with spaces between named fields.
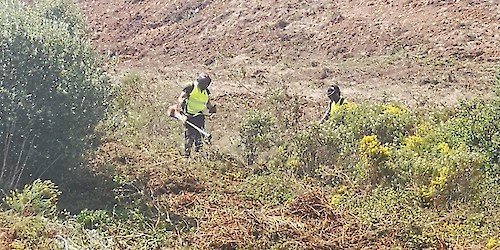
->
xmin=78 ymin=0 xmax=499 ymax=109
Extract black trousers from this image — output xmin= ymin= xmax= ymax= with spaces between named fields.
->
xmin=184 ymin=114 xmax=205 ymax=156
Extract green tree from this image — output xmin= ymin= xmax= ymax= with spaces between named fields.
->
xmin=0 ymin=0 xmax=109 ymax=192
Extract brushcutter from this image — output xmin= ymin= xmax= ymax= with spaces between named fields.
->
xmin=167 ymin=104 xmax=212 ymax=141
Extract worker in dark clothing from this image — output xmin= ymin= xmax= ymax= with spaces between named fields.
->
xmin=320 ymin=85 xmax=345 ymax=124
xmin=177 ymin=73 xmax=217 ymax=156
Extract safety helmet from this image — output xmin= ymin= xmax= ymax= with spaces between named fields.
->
xmin=327 ymin=85 xmax=340 ymax=97
xmin=197 ymin=73 xmax=211 ymax=89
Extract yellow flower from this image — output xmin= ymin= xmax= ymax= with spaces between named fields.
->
xmin=415 ymin=122 xmax=433 ymax=136
xmin=383 ymin=104 xmax=407 ymax=116
xmin=360 ymin=135 xmax=378 ymax=153
xmin=430 ymin=166 xmax=450 ymax=190
xmin=225 ymin=171 xmax=243 ymax=181
xmin=437 ymin=142 xmax=450 ymax=155
xmin=360 ymin=135 xmax=391 ymax=160
xmin=404 ymin=135 xmax=423 ymax=151
xmin=343 ymin=101 xmax=357 ymax=111
xmin=486 ymin=238 xmax=498 ymax=249
xmin=420 ymin=166 xmax=451 ymax=202
xmin=285 ymin=157 xmax=302 ymax=170
xmin=329 ymin=194 xmax=344 ymax=207
xmin=336 ymin=185 xmax=349 ymax=194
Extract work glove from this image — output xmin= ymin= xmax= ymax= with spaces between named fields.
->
xmin=208 ymin=104 xmax=217 ymax=114
xmin=178 ymin=113 xmax=187 ymax=123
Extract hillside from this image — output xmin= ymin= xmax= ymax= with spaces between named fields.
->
xmin=78 ymin=0 xmax=499 ymax=106
xmin=2 ymin=1 xmax=500 ymax=249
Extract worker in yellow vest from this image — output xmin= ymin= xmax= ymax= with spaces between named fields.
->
xmin=177 ymin=73 xmax=217 ymax=156
xmin=320 ymin=85 xmax=345 ymax=124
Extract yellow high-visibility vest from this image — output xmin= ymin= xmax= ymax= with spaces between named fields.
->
xmin=330 ymin=98 xmax=345 ymax=116
xmin=186 ymin=86 xmax=208 ymax=115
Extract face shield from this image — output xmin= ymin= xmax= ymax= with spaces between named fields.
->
xmin=197 ymin=74 xmax=211 ymax=90
xmin=327 ymin=85 xmax=341 ymax=101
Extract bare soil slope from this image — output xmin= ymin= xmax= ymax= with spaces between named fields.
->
xmin=81 ymin=0 xmax=499 ymax=63
xmin=78 ymin=0 xmax=499 ymax=107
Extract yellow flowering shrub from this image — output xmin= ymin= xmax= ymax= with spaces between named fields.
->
xmin=359 ymin=135 xmax=391 ymax=161
xmin=328 ymin=185 xmax=350 ymax=208
xmin=415 ymin=122 xmax=434 ymax=137
xmin=383 ymin=103 xmax=407 ymax=116
xmin=342 ymin=101 xmax=358 ymax=111
xmin=436 ymin=142 xmax=450 ymax=155
xmin=486 ymin=238 xmax=498 ymax=249
xmin=403 ymin=135 xmax=424 ymax=151
xmin=285 ymin=156 xmax=302 ymax=171
xmin=419 ymin=166 xmax=451 ymax=204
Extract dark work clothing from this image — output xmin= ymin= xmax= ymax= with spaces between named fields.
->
xmin=184 ymin=112 xmax=206 ymax=156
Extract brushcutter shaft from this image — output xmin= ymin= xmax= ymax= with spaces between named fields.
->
xmin=167 ymin=104 xmax=212 ymax=140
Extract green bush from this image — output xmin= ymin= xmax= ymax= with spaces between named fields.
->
xmin=240 ymin=110 xmax=275 ymax=165
xmin=441 ymin=99 xmax=500 ymax=177
xmin=76 ymin=209 xmax=112 ymax=229
xmin=33 ymin=0 xmax=84 ymax=34
xmin=3 ymin=179 xmax=61 ymax=218
xmin=239 ymin=172 xmax=297 ymax=206
xmin=0 ymin=0 xmax=109 ymax=191
xmin=263 ymin=87 xmax=303 ymax=136
xmin=0 ymin=179 xmax=115 ymax=249
xmin=436 ymin=76 xmax=500 ymax=178
xmin=0 ymin=213 xmax=56 ymax=250
xmin=272 ymin=122 xmax=349 ymax=178
xmin=327 ymin=102 xmax=414 ymax=145
xmin=390 ymin=141 xmax=485 ymax=208
xmin=272 ymin=102 xmax=414 ymax=182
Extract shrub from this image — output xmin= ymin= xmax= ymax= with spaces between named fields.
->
xmin=358 ymin=135 xmax=392 ymax=186
xmin=263 ymin=87 xmax=303 ymax=136
xmin=0 ymin=213 xmax=56 ymax=250
xmin=239 ymin=172 xmax=297 ymax=206
xmin=0 ymin=0 xmax=109 ymax=191
xmin=279 ymin=123 xmax=346 ymax=176
xmin=240 ymin=110 xmax=275 ymax=165
xmin=0 ymin=179 xmax=114 ymax=249
xmin=3 ymin=179 xmax=61 ymax=218
xmin=441 ymin=99 xmax=500 ymax=177
xmin=103 ymin=72 xmax=144 ymax=141
xmin=76 ymin=209 xmax=112 ymax=229
xmin=334 ymin=102 xmax=414 ymax=145
xmin=271 ymin=102 xmax=414 ymax=183
xmin=33 ymin=0 xmax=84 ymax=34
xmin=67 ymin=175 xmax=177 ymax=249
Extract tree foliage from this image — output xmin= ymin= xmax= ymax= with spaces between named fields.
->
xmin=0 ymin=0 xmax=109 ymax=191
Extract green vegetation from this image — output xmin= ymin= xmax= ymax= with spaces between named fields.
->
xmin=0 ymin=0 xmax=109 ymax=192
xmin=240 ymin=110 xmax=274 ymax=165
xmin=0 ymin=0 xmax=499 ymax=249
xmin=4 ymin=73 xmax=498 ymax=248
